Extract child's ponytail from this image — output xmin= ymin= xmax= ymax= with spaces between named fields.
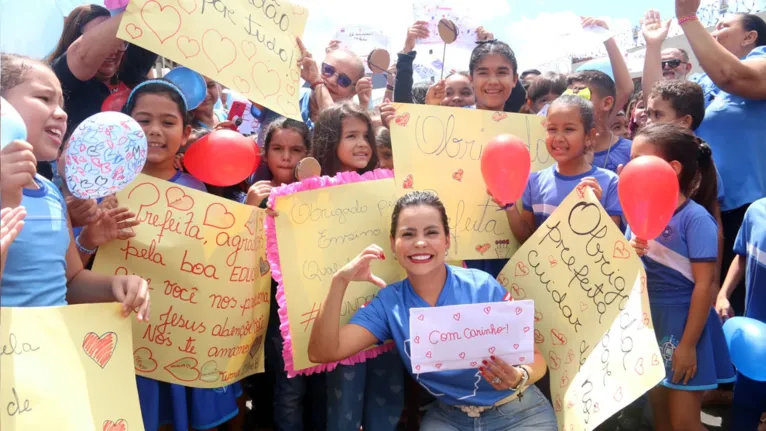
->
xmin=691 ymin=137 xmax=719 ymax=217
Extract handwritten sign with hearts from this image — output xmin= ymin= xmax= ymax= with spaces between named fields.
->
xmin=116 ymin=0 xmax=308 ymax=121
xmin=0 ymin=303 xmax=142 ymax=430
xmin=409 ymin=300 xmax=534 ymax=374
xmin=65 ymin=112 xmax=147 ymax=199
xmin=333 ymin=25 xmax=390 ymax=73
xmin=91 ymin=174 xmax=271 ymax=387
xmin=497 ymin=187 xmax=662 ymax=430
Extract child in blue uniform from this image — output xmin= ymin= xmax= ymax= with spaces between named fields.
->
xmin=308 ymin=191 xmax=557 ymax=430
xmin=0 ymin=53 xmax=149 ymax=313
xmin=498 ymin=94 xmax=622 ymax=246
xmin=627 ymin=123 xmax=735 ymax=430
xmin=716 ymin=197 xmax=766 ymax=429
xmin=122 ymin=80 xmax=243 ymax=431
xmin=567 ymin=70 xmax=632 ymax=173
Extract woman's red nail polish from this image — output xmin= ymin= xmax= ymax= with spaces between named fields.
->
xmin=381 ymin=252 xmax=385 ymax=259
xmin=490 ymin=356 xmax=496 ymax=361
xmin=482 ymin=360 xmax=488 ymax=365
xmin=479 ymin=367 xmax=484 ymax=373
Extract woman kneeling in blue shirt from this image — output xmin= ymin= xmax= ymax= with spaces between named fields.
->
xmin=308 ymin=191 xmax=557 ymax=430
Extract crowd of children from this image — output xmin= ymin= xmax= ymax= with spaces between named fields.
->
xmin=2 ymin=1 xmax=766 ymax=430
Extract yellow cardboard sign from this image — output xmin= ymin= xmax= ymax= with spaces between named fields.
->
xmin=269 ymin=173 xmax=405 ymax=375
xmin=389 ymin=104 xmax=554 ymax=261
xmin=497 ymin=188 xmax=663 ymax=431
xmin=0 ymin=303 xmax=143 ymax=431
xmin=92 ymin=174 xmax=271 ymax=388
xmin=117 ymin=0 xmax=308 ymax=120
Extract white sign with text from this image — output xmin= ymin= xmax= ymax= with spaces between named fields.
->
xmin=409 ymin=300 xmax=535 ymax=374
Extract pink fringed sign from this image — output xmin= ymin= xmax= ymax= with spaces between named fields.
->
xmin=265 ymin=169 xmax=403 ymax=377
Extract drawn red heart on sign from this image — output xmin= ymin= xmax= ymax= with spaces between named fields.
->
xmin=394 ymin=113 xmax=410 ymax=127
xmin=141 ymin=1 xmax=181 ymax=44
xmin=652 ymin=354 xmax=661 ymax=366
xmin=519 ymin=356 xmax=526 ymax=362
xmin=515 ymin=307 xmax=523 ymax=315
xmin=551 ymin=329 xmax=567 ymax=345
xmin=290 ymin=68 xmax=300 ymax=82
xmin=548 ymin=351 xmax=561 ymax=370
xmin=488 ymin=346 xmax=496 ymax=354
xmin=575 ymin=183 xmax=587 ymax=199
xmin=514 ymin=262 xmax=529 ymax=276
xmin=639 ymin=275 xmax=647 ymax=293
xmin=470 ymin=361 xmax=478 ymax=367
xmin=103 ymin=419 xmax=128 ymax=431
xmin=166 ymin=186 xmax=194 ymax=211
xmin=613 ymin=240 xmax=631 ymax=259
xmin=177 ymin=36 xmax=200 ymax=58
xmin=635 ymin=357 xmax=645 ymax=376
xmin=252 ymin=62 xmax=281 ymax=98
xmin=178 ymin=0 xmax=197 ymax=14
xmin=203 ymin=29 xmax=237 ymax=72
xmin=435 ymin=363 xmax=443 ymax=369
xmin=523 ymin=326 xmax=530 ymax=333
xmin=513 ymin=344 xmax=519 ymax=350
xmin=497 ymin=274 xmax=509 ymax=287
xmin=452 ymin=169 xmax=464 ymax=182
xmin=534 ymin=311 xmax=543 ymax=322
xmin=277 ymin=95 xmax=300 ymax=117
xmin=426 ymin=351 xmax=432 ymax=358
xmin=125 ymin=23 xmax=143 ymax=39
xmin=233 ymin=76 xmax=250 ymax=94
xmin=483 ymin=306 xmax=491 ymax=315
xmin=164 ymin=357 xmax=201 ymax=382
xmin=549 ymin=255 xmax=557 ymax=267
xmin=286 ymin=84 xmax=296 ymax=96
xmin=459 ymin=352 xmax=466 ymax=359
xmin=510 ymin=283 xmax=527 ymax=299
xmin=534 ymin=329 xmax=544 ymax=344
xmin=241 ymin=40 xmax=257 ymax=60
xmin=402 ymin=174 xmax=414 ymax=189
xmin=203 ymin=203 xmax=235 ymax=229
xmin=554 ymin=395 xmax=562 ymax=412
xmin=491 ymin=112 xmax=507 ymax=122
xmin=134 ymin=347 xmax=158 ymax=372
xmin=453 ymin=313 xmax=461 ymax=321
xmin=614 ymin=387 xmax=624 ymax=402
xmin=82 ymin=332 xmax=117 ymax=368
xmin=642 ymin=312 xmax=650 ymax=329
xmin=560 ymin=371 xmax=569 ymax=387
xmin=413 ymin=336 xmax=420 ymax=344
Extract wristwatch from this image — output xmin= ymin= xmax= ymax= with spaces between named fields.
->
xmin=511 ymin=366 xmax=530 ymax=400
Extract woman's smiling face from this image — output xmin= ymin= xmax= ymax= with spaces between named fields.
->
xmin=471 ymin=54 xmax=517 ymax=111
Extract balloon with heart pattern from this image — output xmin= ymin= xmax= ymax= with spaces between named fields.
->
xmin=65 ymin=112 xmax=147 ymax=199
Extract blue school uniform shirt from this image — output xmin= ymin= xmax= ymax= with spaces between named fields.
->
xmin=349 ymin=265 xmax=514 ymax=406
xmin=522 ymin=165 xmax=622 ymax=227
xmin=1 ymin=175 xmax=70 ymax=306
xmin=592 ymin=137 xmax=631 ymax=174
xmin=627 ymin=200 xmax=718 ymax=305
xmin=693 ymin=46 xmax=766 ymax=211
xmin=733 ymin=198 xmax=766 ymax=322
xmin=299 ymin=88 xmax=314 ymax=130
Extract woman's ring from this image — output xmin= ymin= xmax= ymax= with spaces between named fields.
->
xmin=491 ymin=377 xmax=501 ymax=385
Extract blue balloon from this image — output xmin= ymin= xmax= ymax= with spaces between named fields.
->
xmin=576 ymin=58 xmax=615 ymax=82
xmin=723 ymin=316 xmax=766 ymax=381
xmin=164 ymin=67 xmax=207 ymax=110
xmin=0 ymin=0 xmax=64 ymax=59
xmin=1 ymin=97 xmax=28 ymax=150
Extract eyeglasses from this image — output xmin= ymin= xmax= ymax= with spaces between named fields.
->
xmin=563 ymin=87 xmax=591 ymax=101
xmin=321 ymin=63 xmax=353 ymax=88
xmin=661 ymin=59 xmax=683 ymax=69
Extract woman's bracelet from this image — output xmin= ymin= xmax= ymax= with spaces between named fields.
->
xmin=75 ymin=235 xmax=98 ymax=255
xmin=678 ymin=15 xmax=698 ymax=25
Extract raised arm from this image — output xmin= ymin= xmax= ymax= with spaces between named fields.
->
xmin=66 ymin=13 xmax=127 ymax=81
xmin=308 ymin=245 xmax=387 ymax=363
xmin=676 ymin=1 xmax=766 ymax=99
xmin=582 ymin=17 xmax=634 ymax=117
xmin=641 ymin=10 xmax=672 ymax=104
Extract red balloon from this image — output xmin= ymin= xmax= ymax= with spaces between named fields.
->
xmin=184 ymin=130 xmax=258 ymax=186
xmin=480 ymin=134 xmax=531 ymax=205
xmin=618 ymin=155 xmax=679 ymax=240
xmin=101 ymin=89 xmax=130 ymax=112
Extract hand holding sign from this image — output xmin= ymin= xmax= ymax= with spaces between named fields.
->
xmin=335 ymin=244 xmax=388 ymax=289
